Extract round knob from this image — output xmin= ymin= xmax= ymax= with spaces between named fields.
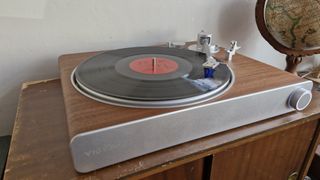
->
xmin=289 ymin=88 xmax=312 ymax=111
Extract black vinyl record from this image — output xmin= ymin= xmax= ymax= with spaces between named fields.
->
xmin=73 ymin=46 xmax=233 ymax=107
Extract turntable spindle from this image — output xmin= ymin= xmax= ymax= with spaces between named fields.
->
xmin=152 ymin=57 xmax=157 ymax=73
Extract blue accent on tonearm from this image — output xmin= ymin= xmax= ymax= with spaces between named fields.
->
xmin=204 ymin=68 xmax=215 ymax=78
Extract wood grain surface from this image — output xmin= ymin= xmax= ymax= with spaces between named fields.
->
xmin=4 ymin=79 xmax=320 ymax=179
xmin=211 ymin=120 xmax=318 ymax=180
xmin=309 ymin=152 xmax=320 ymax=179
xmin=299 ymin=122 xmax=320 ymax=179
xmin=59 ymin=49 xmax=305 ymax=138
xmin=140 ymin=158 xmax=205 ymax=180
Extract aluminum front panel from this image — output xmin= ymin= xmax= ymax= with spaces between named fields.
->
xmin=70 ymin=81 xmax=313 ymax=173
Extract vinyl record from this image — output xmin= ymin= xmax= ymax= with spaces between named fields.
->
xmin=72 ymin=47 xmax=234 ymax=107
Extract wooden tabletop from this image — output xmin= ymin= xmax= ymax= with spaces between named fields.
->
xmin=4 ymin=79 xmax=320 ymax=179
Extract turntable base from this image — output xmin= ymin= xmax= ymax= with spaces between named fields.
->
xmin=4 ymin=79 xmax=320 ymax=179
xmin=59 ymin=48 xmax=312 ymax=172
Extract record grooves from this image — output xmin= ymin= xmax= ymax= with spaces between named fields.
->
xmin=72 ymin=47 xmax=234 ymax=108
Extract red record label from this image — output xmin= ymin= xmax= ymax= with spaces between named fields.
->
xmin=129 ymin=57 xmax=178 ymax=74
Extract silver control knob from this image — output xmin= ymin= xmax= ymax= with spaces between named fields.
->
xmin=288 ymin=88 xmax=312 ymax=111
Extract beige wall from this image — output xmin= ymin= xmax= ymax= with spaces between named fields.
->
xmin=0 ymin=0 xmax=317 ymax=135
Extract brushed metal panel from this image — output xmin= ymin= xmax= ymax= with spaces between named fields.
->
xmin=70 ymin=81 xmax=313 ymax=173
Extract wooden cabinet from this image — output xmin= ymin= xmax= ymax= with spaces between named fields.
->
xmin=309 ymin=146 xmax=320 ymax=179
xmin=212 ymin=120 xmax=318 ymax=180
xmin=138 ymin=121 xmax=319 ymax=180
xmin=4 ymin=79 xmax=320 ymax=180
xmin=141 ymin=158 xmax=207 ymax=180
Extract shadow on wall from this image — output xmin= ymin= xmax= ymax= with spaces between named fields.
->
xmin=0 ymin=57 xmax=58 ymax=136
xmin=216 ymin=0 xmax=255 ymax=49
xmin=110 ymin=29 xmax=176 ymax=49
xmin=0 ymin=85 xmax=20 ymax=135
xmin=299 ymin=55 xmax=320 ymax=71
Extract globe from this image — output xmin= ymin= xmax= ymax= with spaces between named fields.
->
xmin=256 ymin=0 xmax=320 ymax=73
xmin=263 ymin=0 xmax=320 ymax=51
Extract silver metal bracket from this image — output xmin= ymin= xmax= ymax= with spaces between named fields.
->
xmin=168 ymin=41 xmax=186 ymax=49
xmin=226 ymin=41 xmax=241 ymax=61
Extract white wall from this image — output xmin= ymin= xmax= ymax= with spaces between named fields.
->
xmin=0 ymin=0 xmax=317 ymax=136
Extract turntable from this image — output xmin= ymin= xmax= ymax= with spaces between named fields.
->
xmin=59 ymin=34 xmax=313 ymax=173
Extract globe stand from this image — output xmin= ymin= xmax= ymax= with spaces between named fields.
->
xmin=285 ymin=55 xmax=302 ymax=74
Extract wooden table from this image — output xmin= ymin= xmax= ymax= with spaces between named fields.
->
xmin=309 ymin=146 xmax=320 ymax=179
xmin=3 ymin=79 xmax=320 ymax=180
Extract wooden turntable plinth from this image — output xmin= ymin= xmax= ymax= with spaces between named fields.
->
xmin=59 ymin=48 xmax=312 ymax=172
